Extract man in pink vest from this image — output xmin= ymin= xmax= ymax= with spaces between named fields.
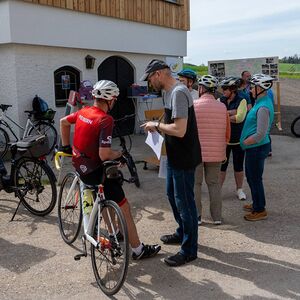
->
xmin=194 ymin=75 xmax=230 ymax=225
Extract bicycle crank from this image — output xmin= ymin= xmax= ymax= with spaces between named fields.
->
xmin=74 ymin=236 xmax=87 ymax=261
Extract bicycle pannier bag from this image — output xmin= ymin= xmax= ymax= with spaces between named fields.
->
xmin=16 ymin=134 xmax=50 ymax=158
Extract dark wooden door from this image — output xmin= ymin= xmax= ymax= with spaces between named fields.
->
xmin=98 ymin=56 xmax=135 ymax=136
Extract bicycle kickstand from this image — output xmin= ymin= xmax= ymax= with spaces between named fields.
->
xmin=74 ymin=235 xmax=87 ymax=261
xmin=10 ymin=198 xmax=23 ymax=222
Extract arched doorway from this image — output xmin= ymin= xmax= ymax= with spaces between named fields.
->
xmin=98 ymin=56 xmax=135 ymax=135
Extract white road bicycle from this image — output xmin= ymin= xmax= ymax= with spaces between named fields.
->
xmin=55 ymin=151 xmax=129 ymax=296
xmin=0 ymin=104 xmax=57 ymax=159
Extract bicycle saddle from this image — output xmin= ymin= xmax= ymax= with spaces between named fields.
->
xmin=0 ymin=104 xmax=12 ymax=111
xmin=103 ymin=161 xmax=120 ymax=168
xmin=24 ymin=110 xmax=36 ymax=115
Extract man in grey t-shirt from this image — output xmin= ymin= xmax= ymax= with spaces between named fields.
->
xmin=141 ymin=59 xmax=201 ymax=267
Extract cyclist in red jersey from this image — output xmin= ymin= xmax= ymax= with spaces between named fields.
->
xmin=60 ymin=80 xmax=161 ymax=260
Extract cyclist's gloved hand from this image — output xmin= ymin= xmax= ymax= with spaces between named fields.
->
xmin=59 ymin=145 xmax=72 ymax=155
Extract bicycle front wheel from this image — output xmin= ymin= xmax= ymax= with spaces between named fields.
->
xmin=28 ymin=121 xmax=58 ymax=154
xmin=0 ymin=127 xmax=9 ymax=159
xmin=91 ymin=200 xmax=129 ymax=296
xmin=13 ymin=158 xmax=57 ymax=216
xmin=58 ymin=172 xmax=82 ymax=244
xmin=291 ymin=116 xmax=300 ymax=137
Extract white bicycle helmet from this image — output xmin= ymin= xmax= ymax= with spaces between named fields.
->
xmin=92 ymin=80 xmax=120 ymax=100
xmin=198 ymin=75 xmax=218 ymax=89
xmin=249 ymin=74 xmax=274 ymax=90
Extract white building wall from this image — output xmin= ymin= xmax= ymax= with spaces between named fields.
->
xmin=1 ymin=0 xmax=187 ymax=57
xmin=0 ymin=1 xmax=11 ymax=43
xmin=0 ymin=44 xmax=20 ymax=137
xmin=0 ymin=43 xmax=166 ymax=133
xmin=0 ymin=0 xmax=185 ymax=136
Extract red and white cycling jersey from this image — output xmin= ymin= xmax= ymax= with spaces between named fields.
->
xmin=67 ymin=106 xmax=114 ymax=164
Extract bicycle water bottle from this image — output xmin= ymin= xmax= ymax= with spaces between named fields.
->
xmin=83 ymin=188 xmax=93 ymax=215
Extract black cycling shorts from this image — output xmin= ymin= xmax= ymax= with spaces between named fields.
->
xmin=80 ymin=167 xmax=126 ymax=205
xmin=221 ymin=144 xmax=245 ymax=172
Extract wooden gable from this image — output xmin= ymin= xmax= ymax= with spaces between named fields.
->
xmin=22 ymin=0 xmax=190 ymax=30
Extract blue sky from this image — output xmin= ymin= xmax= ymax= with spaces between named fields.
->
xmin=186 ymin=0 xmax=300 ymax=65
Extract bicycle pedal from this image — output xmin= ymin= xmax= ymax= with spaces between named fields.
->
xmin=74 ymin=253 xmax=87 ymax=261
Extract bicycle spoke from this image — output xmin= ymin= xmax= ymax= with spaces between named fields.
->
xmin=14 ymin=158 xmax=57 ymax=216
xmin=58 ymin=173 xmax=82 ymax=244
xmin=91 ymin=201 xmax=129 ymax=295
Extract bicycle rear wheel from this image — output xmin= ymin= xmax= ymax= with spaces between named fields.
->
xmin=91 ymin=200 xmax=129 ymax=296
xmin=28 ymin=121 xmax=58 ymax=154
xmin=0 ymin=127 xmax=9 ymax=159
xmin=58 ymin=172 xmax=83 ymax=244
xmin=14 ymin=158 xmax=57 ymax=216
xmin=291 ymin=116 xmax=300 ymax=137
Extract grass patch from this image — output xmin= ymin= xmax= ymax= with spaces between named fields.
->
xmin=183 ymin=63 xmax=300 ymax=79
xmin=279 ymin=63 xmax=300 ymax=73
xmin=184 ymin=63 xmax=208 ymax=76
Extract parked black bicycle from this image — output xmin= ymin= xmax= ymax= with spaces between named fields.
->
xmin=291 ymin=116 xmax=300 ymax=137
xmin=113 ymin=114 xmax=140 ymax=188
xmin=0 ymin=134 xmax=57 ymax=220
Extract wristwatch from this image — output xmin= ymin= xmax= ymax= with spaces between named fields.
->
xmin=155 ymin=121 xmax=160 ymax=132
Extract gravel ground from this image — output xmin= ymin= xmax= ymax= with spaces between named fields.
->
xmin=1 ymin=133 xmax=300 ymax=300
xmin=0 ymin=78 xmax=299 ymax=299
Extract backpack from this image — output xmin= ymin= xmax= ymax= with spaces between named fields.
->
xmin=32 ymin=95 xmax=49 ymax=115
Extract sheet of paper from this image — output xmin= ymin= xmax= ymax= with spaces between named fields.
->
xmin=158 ymin=155 xmax=167 ymax=179
xmin=145 ymin=131 xmax=164 ymax=159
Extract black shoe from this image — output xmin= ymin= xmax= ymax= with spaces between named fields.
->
xmin=160 ymin=233 xmax=182 ymax=244
xmin=164 ymin=252 xmax=197 ymax=267
xmin=132 ymin=243 xmax=161 ymax=260
xmin=198 ymin=216 xmax=202 ymax=226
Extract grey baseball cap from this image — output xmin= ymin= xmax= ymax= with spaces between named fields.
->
xmin=140 ymin=59 xmax=169 ymax=81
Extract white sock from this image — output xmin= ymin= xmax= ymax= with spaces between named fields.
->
xmin=132 ymin=243 xmax=143 ymax=255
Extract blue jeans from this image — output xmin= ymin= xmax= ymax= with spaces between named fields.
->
xmin=245 ymin=143 xmax=270 ymax=212
xmin=166 ymin=162 xmax=198 ymax=257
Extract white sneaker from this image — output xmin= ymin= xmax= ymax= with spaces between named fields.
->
xmin=236 ymin=189 xmax=246 ymax=201
xmin=214 ymin=220 xmax=222 ymax=225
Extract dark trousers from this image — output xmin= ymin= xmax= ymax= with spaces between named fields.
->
xmin=245 ymin=143 xmax=270 ymax=212
xmin=166 ymin=163 xmax=198 ymax=257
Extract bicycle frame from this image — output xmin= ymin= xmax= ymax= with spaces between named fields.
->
xmin=0 ymin=110 xmax=35 ymax=141
xmin=61 ymin=171 xmax=118 ymax=249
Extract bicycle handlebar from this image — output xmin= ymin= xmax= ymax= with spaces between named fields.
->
xmin=54 ymin=151 xmax=72 ymax=170
xmin=0 ymin=104 xmax=12 ymax=112
xmin=114 ymin=113 xmax=135 ymax=123
xmin=54 ymin=150 xmax=126 ymax=171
